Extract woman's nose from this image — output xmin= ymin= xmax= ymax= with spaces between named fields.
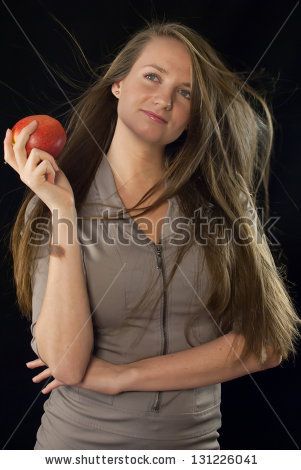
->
xmin=154 ymin=95 xmax=173 ymax=110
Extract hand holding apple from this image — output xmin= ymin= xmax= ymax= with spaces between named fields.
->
xmin=3 ymin=117 xmax=75 ymax=213
xmin=11 ymin=115 xmax=67 ymax=159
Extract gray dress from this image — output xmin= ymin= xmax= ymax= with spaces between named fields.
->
xmin=27 ymin=155 xmax=223 ymax=450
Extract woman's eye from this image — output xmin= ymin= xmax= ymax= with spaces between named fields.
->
xmin=180 ymin=89 xmax=191 ymax=100
xmin=144 ymin=72 xmax=159 ymax=82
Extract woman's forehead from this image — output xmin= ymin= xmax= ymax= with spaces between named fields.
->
xmin=138 ymin=37 xmax=190 ymax=61
xmin=133 ymin=38 xmax=192 ymax=79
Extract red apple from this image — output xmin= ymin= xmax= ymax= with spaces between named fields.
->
xmin=11 ymin=115 xmax=67 ymax=159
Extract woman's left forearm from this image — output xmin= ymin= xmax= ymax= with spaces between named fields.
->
xmin=118 ymin=332 xmax=281 ymax=393
xmin=28 ymin=332 xmax=281 ymax=396
xmin=77 ymin=355 xmax=123 ymax=395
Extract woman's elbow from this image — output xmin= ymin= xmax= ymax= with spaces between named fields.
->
xmin=53 ymin=360 xmax=89 ymax=385
xmin=265 ymin=353 xmax=282 ymax=369
xmin=261 ymin=344 xmax=282 ymax=369
xmin=34 ymin=326 xmax=94 ymax=385
xmin=35 ymin=344 xmax=92 ymax=385
xmin=54 ymin=370 xmax=83 ymax=386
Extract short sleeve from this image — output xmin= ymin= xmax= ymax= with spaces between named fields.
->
xmin=24 ymin=196 xmax=87 ymax=357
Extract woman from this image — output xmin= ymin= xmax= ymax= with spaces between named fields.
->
xmin=5 ymin=21 xmax=300 ymax=450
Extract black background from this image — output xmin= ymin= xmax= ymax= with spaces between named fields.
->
xmin=0 ymin=0 xmax=300 ymax=450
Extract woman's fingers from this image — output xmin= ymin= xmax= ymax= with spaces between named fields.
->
xmin=41 ymin=378 xmax=64 ymax=394
xmin=26 ymin=358 xmax=46 ymax=368
xmin=31 ymin=149 xmax=59 ymax=185
xmin=32 ymin=367 xmax=52 ymax=383
xmin=17 ymin=147 xmax=59 ymax=188
xmin=26 ymin=358 xmax=64 ymax=393
xmin=25 ymin=148 xmax=59 ymax=173
xmin=21 ymin=158 xmax=56 ymax=189
xmin=3 ymin=129 xmax=18 ymax=172
xmin=12 ymin=120 xmax=38 ymax=170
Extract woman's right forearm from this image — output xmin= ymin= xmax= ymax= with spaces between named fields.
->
xmin=34 ymin=205 xmax=94 ymax=385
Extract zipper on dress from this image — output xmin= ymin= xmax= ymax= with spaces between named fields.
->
xmin=151 ymin=242 xmax=168 ymax=412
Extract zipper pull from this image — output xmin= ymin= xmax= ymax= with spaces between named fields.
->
xmin=156 ymin=245 xmax=162 ymax=269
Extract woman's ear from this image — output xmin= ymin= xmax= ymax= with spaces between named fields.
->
xmin=111 ymin=82 xmax=121 ymax=98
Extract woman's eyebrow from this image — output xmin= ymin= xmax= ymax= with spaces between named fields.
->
xmin=142 ymin=63 xmax=191 ymax=88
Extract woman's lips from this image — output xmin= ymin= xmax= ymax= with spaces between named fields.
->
xmin=141 ymin=110 xmax=167 ymax=124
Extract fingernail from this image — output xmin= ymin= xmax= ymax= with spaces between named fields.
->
xmin=32 ymin=377 xmax=37 ymax=382
xmin=30 ymin=120 xmax=37 ymax=126
xmin=41 ymin=389 xmax=46 ymax=394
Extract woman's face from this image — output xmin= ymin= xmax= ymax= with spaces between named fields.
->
xmin=112 ymin=37 xmax=192 ymax=149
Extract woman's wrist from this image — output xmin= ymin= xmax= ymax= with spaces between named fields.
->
xmin=51 ymin=204 xmax=77 ymax=222
xmin=116 ymin=364 xmax=139 ymax=393
xmin=75 ymin=356 xmax=131 ymax=396
xmin=50 ymin=205 xmax=78 ymax=246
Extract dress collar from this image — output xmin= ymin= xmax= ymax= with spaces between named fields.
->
xmin=85 ymin=155 xmax=181 ymax=244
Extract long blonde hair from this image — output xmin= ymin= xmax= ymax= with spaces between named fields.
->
xmin=11 ymin=20 xmax=301 ymax=366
